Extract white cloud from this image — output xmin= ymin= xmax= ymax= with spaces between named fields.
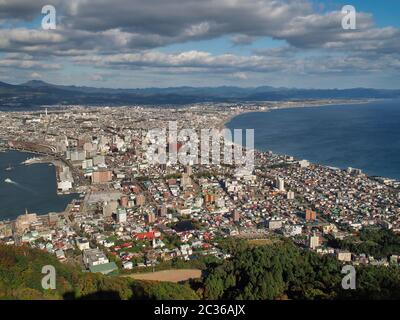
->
xmin=29 ymin=72 xmax=42 ymax=78
xmin=232 ymin=72 xmax=248 ymax=80
xmin=0 ymin=0 xmax=399 ymax=87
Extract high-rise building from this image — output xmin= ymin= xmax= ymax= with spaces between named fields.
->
xmin=116 ymin=207 xmax=127 ymax=223
xmin=70 ymin=149 xmax=86 ymax=162
xmin=136 ymin=194 xmax=146 ymax=206
xmin=145 ymin=212 xmax=156 ymax=224
xmin=159 ymin=204 xmax=168 ymax=217
xmin=120 ymin=195 xmax=129 ymax=208
xmin=82 ymin=159 xmax=93 ymax=169
xmin=276 ymin=177 xmax=285 ymax=191
xmin=298 ymin=160 xmax=310 ymax=168
xmin=181 ymin=173 xmax=192 ymax=188
xmin=103 ymin=200 xmax=118 ymax=217
xmin=204 ymin=193 xmax=215 ymax=204
xmin=305 ymin=209 xmax=317 ymax=221
xmin=287 ymin=190 xmax=295 ymax=200
xmin=48 ymin=212 xmax=59 ymax=225
xmin=56 ymin=136 xmax=69 ymax=153
xmin=91 ymin=170 xmax=113 ymax=184
xmin=309 ymin=234 xmax=320 ymax=249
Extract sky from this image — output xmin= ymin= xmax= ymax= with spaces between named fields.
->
xmin=0 ymin=0 xmax=399 ymax=89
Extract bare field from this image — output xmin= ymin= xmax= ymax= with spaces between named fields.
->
xmin=123 ymin=269 xmax=202 ymax=283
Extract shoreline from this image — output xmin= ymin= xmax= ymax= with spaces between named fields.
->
xmin=1 ymin=98 xmax=396 ymax=225
xmin=222 ymin=98 xmax=400 ymax=183
xmin=2 ymin=148 xmax=82 ymax=193
xmin=1 ymin=150 xmax=80 ymax=223
xmin=221 ymin=98 xmax=376 ymax=130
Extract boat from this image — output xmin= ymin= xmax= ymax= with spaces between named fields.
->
xmin=4 ymin=164 xmax=13 ymax=171
xmin=4 ymin=178 xmax=12 ymax=183
xmin=21 ymin=157 xmax=40 ymax=165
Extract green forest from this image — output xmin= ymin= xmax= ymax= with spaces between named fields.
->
xmin=0 ymin=244 xmax=198 ymax=300
xmin=202 ymin=238 xmax=400 ymax=300
xmin=328 ymin=228 xmax=400 ymax=259
xmin=2 ymin=237 xmax=400 ymax=300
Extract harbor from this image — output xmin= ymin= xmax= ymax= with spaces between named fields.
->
xmin=0 ymin=150 xmax=80 ymax=220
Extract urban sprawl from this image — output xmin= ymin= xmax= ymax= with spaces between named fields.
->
xmin=1 ymin=100 xmax=400 ymax=276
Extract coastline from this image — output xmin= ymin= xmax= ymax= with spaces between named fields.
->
xmin=222 ymin=98 xmax=400 ymax=183
xmin=3 ymin=149 xmax=64 ymax=188
xmin=1 ymin=98 xmax=396 ymax=225
xmin=1 ymin=150 xmax=80 ymax=222
xmin=221 ymin=98 xmax=376 ymax=130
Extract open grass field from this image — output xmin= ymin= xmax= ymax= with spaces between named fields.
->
xmin=123 ymin=269 xmax=202 ymax=283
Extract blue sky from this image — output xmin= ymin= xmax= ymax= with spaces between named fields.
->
xmin=0 ymin=0 xmax=399 ymax=89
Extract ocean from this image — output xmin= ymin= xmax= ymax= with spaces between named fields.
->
xmin=0 ymin=150 xmax=79 ymax=220
xmin=226 ymin=99 xmax=400 ymax=180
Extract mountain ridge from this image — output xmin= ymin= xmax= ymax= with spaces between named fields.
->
xmin=0 ymin=80 xmax=399 ymax=107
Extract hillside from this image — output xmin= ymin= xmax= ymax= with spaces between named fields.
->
xmin=0 ymin=244 xmax=199 ymax=300
xmin=2 ymin=239 xmax=400 ymax=300
xmin=203 ymin=238 xmax=400 ymax=300
xmin=1 ymin=80 xmax=400 ymax=107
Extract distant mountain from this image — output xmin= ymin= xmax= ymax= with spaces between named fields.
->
xmin=0 ymin=81 xmax=17 ymax=88
xmin=0 ymin=80 xmax=399 ymax=107
xmin=21 ymin=80 xmax=54 ymax=87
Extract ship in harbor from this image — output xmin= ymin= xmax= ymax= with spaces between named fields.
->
xmin=21 ymin=157 xmax=40 ymax=165
xmin=4 ymin=164 xmax=13 ymax=171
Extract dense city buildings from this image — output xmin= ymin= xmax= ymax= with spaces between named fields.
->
xmin=1 ymin=101 xmax=400 ymax=276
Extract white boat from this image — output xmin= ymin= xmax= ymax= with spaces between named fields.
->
xmin=4 ymin=178 xmax=12 ymax=183
xmin=21 ymin=157 xmax=40 ymax=165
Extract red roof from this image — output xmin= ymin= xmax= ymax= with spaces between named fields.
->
xmin=121 ymin=243 xmax=132 ymax=248
xmin=134 ymin=231 xmax=156 ymax=240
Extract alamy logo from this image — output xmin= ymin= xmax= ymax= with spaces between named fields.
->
xmin=341 ymin=265 xmax=356 ymax=290
xmin=144 ymin=121 xmax=254 ymax=170
xmin=41 ymin=5 xmax=57 ymax=30
xmin=41 ymin=265 xmax=56 ymax=290
xmin=342 ymin=5 xmax=356 ymax=30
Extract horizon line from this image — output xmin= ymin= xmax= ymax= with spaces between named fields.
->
xmin=2 ymin=79 xmax=400 ymax=92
